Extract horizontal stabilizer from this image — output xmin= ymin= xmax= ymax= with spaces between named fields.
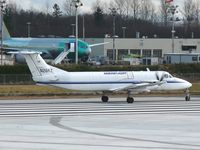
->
xmin=8 ymin=51 xmax=42 ymax=55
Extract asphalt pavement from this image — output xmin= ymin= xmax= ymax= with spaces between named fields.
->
xmin=0 ymin=97 xmax=200 ymax=150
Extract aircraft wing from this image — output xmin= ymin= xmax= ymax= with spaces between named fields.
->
xmin=89 ymin=42 xmax=110 ymax=47
xmin=109 ymin=80 xmax=165 ymax=92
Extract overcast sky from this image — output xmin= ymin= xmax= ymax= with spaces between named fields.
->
xmin=7 ymin=0 xmax=182 ymax=14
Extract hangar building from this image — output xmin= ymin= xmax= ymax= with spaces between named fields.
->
xmin=85 ymin=38 xmax=200 ymax=64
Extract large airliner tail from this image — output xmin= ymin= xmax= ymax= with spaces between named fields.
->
xmin=1 ymin=22 xmax=11 ymax=40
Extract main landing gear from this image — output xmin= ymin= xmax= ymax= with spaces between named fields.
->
xmin=101 ymin=95 xmax=109 ymax=102
xmin=101 ymin=95 xmax=134 ymax=103
xmin=101 ymin=91 xmax=134 ymax=103
xmin=127 ymin=97 xmax=134 ymax=103
xmin=185 ymin=89 xmax=191 ymax=101
xmin=127 ymin=91 xmax=134 ymax=103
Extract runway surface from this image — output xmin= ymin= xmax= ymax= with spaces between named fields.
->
xmin=0 ymin=97 xmax=200 ymax=150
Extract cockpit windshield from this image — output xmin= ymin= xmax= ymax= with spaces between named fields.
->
xmin=164 ymin=73 xmax=173 ymax=78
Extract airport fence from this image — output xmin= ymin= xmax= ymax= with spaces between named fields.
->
xmin=0 ymin=73 xmax=200 ymax=85
xmin=177 ymin=73 xmax=200 ymax=82
xmin=0 ymin=74 xmax=33 ymax=85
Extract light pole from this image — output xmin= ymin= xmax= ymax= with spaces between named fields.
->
xmin=82 ymin=15 xmax=85 ymax=41
xmin=110 ymin=7 xmax=118 ymax=62
xmin=168 ymin=5 xmax=178 ymax=53
xmin=122 ymin=26 xmax=126 ymax=38
xmin=71 ymin=23 xmax=75 ymax=36
xmin=27 ymin=22 xmax=31 ymax=38
xmin=72 ymin=0 xmax=83 ymax=64
xmin=0 ymin=0 xmax=5 ymax=65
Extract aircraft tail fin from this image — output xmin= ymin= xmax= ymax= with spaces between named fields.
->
xmin=1 ymin=22 xmax=11 ymax=40
xmin=9 ymin=51 xmax=58 ymax=82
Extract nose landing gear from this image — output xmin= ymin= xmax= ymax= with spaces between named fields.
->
xmin=185 ymin=89 xmax=191 ymax=101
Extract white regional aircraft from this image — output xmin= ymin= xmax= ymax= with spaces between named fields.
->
xmin=11 ymin=51 xmax=192 ymax=103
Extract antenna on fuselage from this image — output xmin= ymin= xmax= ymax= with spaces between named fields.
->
xmin=146 ymin=68 xmax=150 ymax=72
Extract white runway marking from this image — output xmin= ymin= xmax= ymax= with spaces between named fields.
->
xmin=0 ymin=97 xmax=200 ymax=150
xmin=0 ymin=97 xmax=200 ymax=117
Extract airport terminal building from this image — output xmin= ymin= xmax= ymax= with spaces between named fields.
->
xmin=85 ymin=38 xmax=200 ymax=64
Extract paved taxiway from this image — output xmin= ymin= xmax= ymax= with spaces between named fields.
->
xmin=0 ymin=97 xmax=200 ymax=150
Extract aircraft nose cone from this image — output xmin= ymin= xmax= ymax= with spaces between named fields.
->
xmin=187 ymin=81 xmax=192 ymax=88
xmin=86 ymin=47 xmax=92 ymax=55
xmin=183 ymin=79 xmax=192 ymax=89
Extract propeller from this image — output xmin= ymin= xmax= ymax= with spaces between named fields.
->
xmin=156 ymin=72 xmax=165 ymax=82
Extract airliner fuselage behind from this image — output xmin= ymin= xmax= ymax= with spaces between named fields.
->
xmin=2 ymin=22 xmax=92 ymax=62
xmin=4 ymin=38 xmax=91 ymax=62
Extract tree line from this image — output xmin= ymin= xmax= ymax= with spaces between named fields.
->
xmin=3 ymin=0 xmax=200 ymax=38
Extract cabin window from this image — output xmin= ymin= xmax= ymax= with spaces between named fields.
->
xmin=80 ymin=45 xmax=87 ymax=49
xmin=169 ymin=75 xmax=173 ymax=78
xmin=164 ymin=74 xmax=169 ymax=78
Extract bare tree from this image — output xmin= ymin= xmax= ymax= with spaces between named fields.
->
xmin=113 ymin=0 xmax=125 ymax=16
xmin=183 ymin=0 xmax=196 ymax=24
xmin=45 ymin=0 xmax=50 ymax=15
xmin=124 ymin=0 xmax=131 ymax=18
xmin=194 ymin=0 xmax=200 ymax=23
xmin=160 ymin=0 xmax=171 ymax=26
xmin=149 ymin=3 xmax=158 ymax=23
xmin=63 ymin=0 xmax=76 ymax=16
xmin=6 ymin=1 xmax=18 ymax=13
xmin=129 ymin=0 xmax=140 ymax=19
xmin=103 ymin=2 xmax=111 ymax=15
xmin=92 ymin=0 xmax=101 ymax=11
xmin=140 ymin=0 xmax=155 ymax=21
xmin=183 ymin=0 xmax=196 ymax=36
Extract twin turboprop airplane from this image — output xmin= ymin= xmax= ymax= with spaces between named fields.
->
xmin=10 ymin=51 xmax=192 ymax=103
xmin=2 ymin=22 xmax=104 ymax=63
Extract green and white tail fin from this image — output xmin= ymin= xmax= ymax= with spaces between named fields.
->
xmin=0 ymin=21 xmax=11 ymax=40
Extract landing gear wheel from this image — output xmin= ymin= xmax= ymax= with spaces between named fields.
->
xmin=101 ymin=96 xmax=109 ymax=102
xmin=127 ymin=97 xmax=134 ymax=103
xmin=185 ymin=95 xmax=190 ymax=101
xmin=185 ymin=89 xmax=191 ymax=101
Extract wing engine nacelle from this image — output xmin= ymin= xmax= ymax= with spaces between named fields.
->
xmin=15 ymin=54 xmax=26 ymax=64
